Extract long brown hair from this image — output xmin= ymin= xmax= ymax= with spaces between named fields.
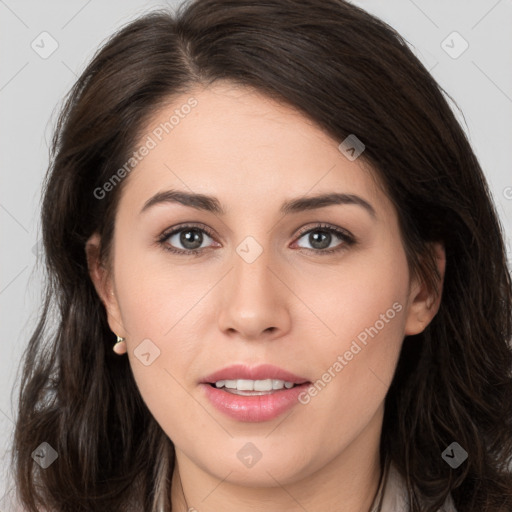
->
xmin=11 ymin=1 xmax=512 ymax=510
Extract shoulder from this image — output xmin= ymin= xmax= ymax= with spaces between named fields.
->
xmin=376 ymin=463 xmax=458 ymax=512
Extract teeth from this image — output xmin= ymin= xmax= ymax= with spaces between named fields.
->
xmin=214 ymin=379 xmax=297 ymax=391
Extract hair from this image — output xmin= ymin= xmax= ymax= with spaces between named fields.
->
xmin=10 ymin=0 xmax=512 ymax=510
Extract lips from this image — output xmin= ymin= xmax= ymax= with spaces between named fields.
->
xmin=199 ymin=364 xmax=312 ymax=422
xmin=201 ymin=363 xmax=310 ymax=385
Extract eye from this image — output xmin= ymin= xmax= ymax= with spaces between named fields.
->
xmin=293 ymin=223 xmax=355 ymax=255
xmin=157 ymin=223 xmax=217 ymax=256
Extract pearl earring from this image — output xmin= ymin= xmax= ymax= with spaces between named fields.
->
xmin=113 ymin=335 xmax=127 ymax=355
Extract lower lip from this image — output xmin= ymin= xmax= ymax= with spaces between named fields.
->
xmin=200 ymin=383 xmax=311 ymax=422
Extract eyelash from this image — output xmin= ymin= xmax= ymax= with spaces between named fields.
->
xmin=157 ymin=222 xmax=356 ymax=257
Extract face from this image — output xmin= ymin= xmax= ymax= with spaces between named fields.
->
xmin=87 ymin=81 xmax=444 ymax=490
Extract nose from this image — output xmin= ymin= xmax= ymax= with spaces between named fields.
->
xmin=217 ymin=244 xmax=292 ymax=342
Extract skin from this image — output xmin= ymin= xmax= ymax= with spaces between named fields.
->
xmin=87 ymin=81 xmax=445 ymax=512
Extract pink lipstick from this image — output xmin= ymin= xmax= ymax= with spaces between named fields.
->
xmin=200 ymin=364 xmax=311 ymax=422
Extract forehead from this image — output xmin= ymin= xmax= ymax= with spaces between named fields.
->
xmin=119 ymin=81 xmax=391 ymax=220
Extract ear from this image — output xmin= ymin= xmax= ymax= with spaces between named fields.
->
xmin=404 ymin=242 xmax=446 ymax=336
xmin=85 ymin=232 xmax=127 ymax=340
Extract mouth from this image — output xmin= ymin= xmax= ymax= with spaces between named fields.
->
xmin=199 ymin=364 xmax=312 ymax=422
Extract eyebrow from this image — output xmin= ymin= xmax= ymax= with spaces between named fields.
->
xmin=140 ymin=189 xmax=377 ymax=219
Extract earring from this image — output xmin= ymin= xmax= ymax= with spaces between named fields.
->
xmin=113 ymin=334 xmax=127 ymax=355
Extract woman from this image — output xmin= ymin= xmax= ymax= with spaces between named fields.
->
xmin=10 ymin=0 xmax=512 ymax=511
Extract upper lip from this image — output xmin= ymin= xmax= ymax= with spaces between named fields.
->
xmin=201 ymin=364 xmax=310 ymax=384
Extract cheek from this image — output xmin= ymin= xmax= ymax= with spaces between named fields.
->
xmin=111 ymin=249 xmax=210 ymax=409
xmin=299 ymin=246 xmax=409 ymax=348
xmin=295 ymin=245 xmax=408 ymax=422
xmin=113 ymin=246 xmax=213 ymax=338
xmin=115 ymin=262 xmax=206 ymax=436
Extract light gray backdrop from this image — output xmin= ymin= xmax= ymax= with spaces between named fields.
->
xmin=1 ymin=0 xmax=511 ymax=508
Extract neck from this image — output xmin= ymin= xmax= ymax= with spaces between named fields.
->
xmin=170 ymin=406 xmax=384 ymax=512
